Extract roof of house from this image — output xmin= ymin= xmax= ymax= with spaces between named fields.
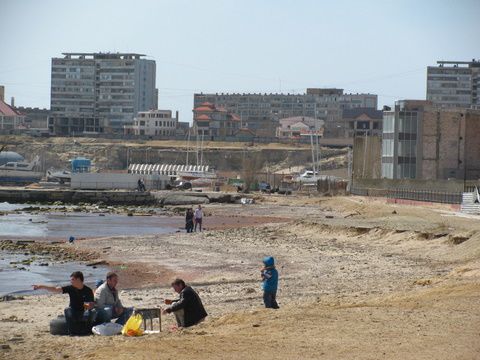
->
xmin=195 ymin=114 xmax=211 ymax=121
xmin=0 ymin=100 xmax=22 ymax=116
xmin=279 ymin=116 xmax=320 ymax=127
xmin=194 ymin=106 xmax=214 ymax=112
xmin=342 ymin=107 xmax=382 ymax=120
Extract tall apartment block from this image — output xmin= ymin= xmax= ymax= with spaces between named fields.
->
xmin=194 ymin=89 xmax=377 ymax=138
xmin=50 ymin=53 xmax=156 ymax=135
xmin=426 ymin=59 xmax=480 ymax=109
xmin=381 ymin=100 xmax=480 ymax=180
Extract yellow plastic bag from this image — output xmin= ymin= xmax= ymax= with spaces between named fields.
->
xmin=121 ymin=313 xmax=144 ymax=336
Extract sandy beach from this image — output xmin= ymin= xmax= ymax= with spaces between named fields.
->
xmin=1 ymin=195 xmax=479 ymax=359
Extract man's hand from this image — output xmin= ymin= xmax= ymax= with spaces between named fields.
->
xmin=114 ymin=306 xmax=124 ymax=316
xmin=32 ymin=285 xmax=42 ymax=290
xmin=164 ymin=299 xmax=173 ymax=305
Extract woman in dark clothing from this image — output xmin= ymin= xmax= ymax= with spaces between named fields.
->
xmin=185 ymin=208 xmax=194 ymax=233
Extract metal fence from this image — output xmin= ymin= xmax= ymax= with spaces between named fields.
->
xmin=351 ymin=187 xmax=462 ymax=204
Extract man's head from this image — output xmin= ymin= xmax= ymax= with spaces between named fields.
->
xmin=198 ymin=205 xmax=202 ymax=209
xmin=106 ymin=272 xmax=119 ymax=289
xmin=171 ymin=278 xmax=186 ymax=294
xmin=70 ymin=271 xmax=84 ymax=289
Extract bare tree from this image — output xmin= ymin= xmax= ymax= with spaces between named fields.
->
xmin=241 ymin=151 xmax=263 ymax=193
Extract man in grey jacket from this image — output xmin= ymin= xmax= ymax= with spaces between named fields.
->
xmin=94 ymin=272 xmax=132 ymax=325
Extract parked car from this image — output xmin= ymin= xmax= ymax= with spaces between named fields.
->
xmin=258 ymin=181 xmax=272 ymax=193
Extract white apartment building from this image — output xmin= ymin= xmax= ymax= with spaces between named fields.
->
xmin=129 ymin=110 xmax=178 ymax=136
xmin=50 ymin=52 xmax=157 ymax=135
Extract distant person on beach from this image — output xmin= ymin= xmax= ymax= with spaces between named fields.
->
xmin=94 ymin=272 xmax=133 ymax=325
xmin=261 ymin=256 xmax=279 ymax=309
xmin=194 ymin=204 xmax=204 ymax=232
xmin=137 ymin=178 xmax=146 ymax=192
xmin=162 ymin=278 xmax=207 ymax=328
xmin=185 ymin=208 xmax=194 ymax=233
xmin=33 ymin=271 xmax=96 ymax=335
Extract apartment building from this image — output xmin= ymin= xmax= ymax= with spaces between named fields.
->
xmin=381 ymin=100 xmax=480 ymax=180
xmin=127 ymin=110 xmax=178 ymax=136
xmin=426 ymin=59 xmax=480 ymax=109
xmin=194 ymin=89 xmax=377 ymax=138
xmin=50 ymin=52 xmax=156 ymax=135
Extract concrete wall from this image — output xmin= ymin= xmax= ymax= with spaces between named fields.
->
xmin=71 ymin=173 xmax=170 ymax=190
xmin=353 ymin=178 xmax=466 ymax=192
xmin=420 ymin=109 xmax=480 ymax=180
xmin=465 ymin=111 xmax=480 ymax=179
xmin=421 ymin=110 xmax=465 ymax=180
xmin=0 ymin=188 xmax=156 ymax=205
xmin=353 ymin=136 xmax=381 ymax=179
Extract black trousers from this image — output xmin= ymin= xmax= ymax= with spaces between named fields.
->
xmin=64 ymin=307 xmax=96 ymax=336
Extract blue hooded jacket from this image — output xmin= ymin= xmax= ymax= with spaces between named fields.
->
xmin=261 ymin=256 xmax=278 ymax=292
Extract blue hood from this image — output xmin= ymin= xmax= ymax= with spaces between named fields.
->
xmin=263 ymin=256 xmax=275 ymax=267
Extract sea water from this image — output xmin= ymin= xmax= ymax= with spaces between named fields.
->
xmin=0 ymin=252 xmax=109 ymax=296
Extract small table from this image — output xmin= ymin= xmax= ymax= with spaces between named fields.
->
xmin=134 ymin=308 xmax=161 ymax=332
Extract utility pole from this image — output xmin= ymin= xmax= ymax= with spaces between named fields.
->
xmin=362 ymin=130 xmax=368 ymax=178
xmin=310 ymin=132 xmax=316 ymax=175
xmin=347 ymin=148 xmax=352 ymax=193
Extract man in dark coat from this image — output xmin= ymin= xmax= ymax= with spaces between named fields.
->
xmin=162 ymin=278 xmax=207 ymax=327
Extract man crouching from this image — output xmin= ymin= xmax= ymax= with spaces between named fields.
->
xmin=162 ymin=278 xmax=207 ymax=328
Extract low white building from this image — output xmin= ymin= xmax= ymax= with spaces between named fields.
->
xmin=126 ymin=109 xmax=178 ymax=136
xmin=276 ymin=116 xmax=324 ymax=139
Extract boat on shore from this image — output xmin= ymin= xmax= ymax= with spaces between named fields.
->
xmin=0 ymin=155 xmax=43 ymax=185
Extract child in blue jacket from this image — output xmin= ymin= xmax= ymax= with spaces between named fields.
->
xmin=261 ymin=256 xmax=279 ymax=309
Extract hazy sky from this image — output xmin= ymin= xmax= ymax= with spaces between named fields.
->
xmin=1 ymin=0 xmax=479 ymax=122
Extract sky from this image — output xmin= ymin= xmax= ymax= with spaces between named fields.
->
xmin=1 ymin=0 xmax=479 ymax=123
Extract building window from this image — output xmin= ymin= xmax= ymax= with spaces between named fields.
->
xmin=383 ymin=114 xmax=394 ymax=133
xmin=382 ymin=139 xmax=394 ymax=157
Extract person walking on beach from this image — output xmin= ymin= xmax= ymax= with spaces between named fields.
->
xmin=94 ymin=272 xmax=133 ymax=325
xmin=137 ymin=178 xmax=146 ymax=192
xmin=185 ymin=208 xmax=194 ymax=233
xmin=162 ymin=278 xmax=207 ymax=328
xmin=261 ymin=256 xmax=279 ymax=309
xmin=33 ymin=271 xmax=96 ymax=335
xmin=194 ymin=204 xmax=204 ymax=232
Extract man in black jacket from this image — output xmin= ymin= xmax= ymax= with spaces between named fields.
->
xmin=162 ymin=278 xmax=207 ymax=328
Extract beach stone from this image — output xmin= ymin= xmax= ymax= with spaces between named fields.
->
xmin=1 ymin=344 xmax=11 ymax=350
xmin=163 ymin=194 xmax=210 ymax=205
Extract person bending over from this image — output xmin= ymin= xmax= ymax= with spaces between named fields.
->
xmin=162 ymin=278 xmax=207 ymax=328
